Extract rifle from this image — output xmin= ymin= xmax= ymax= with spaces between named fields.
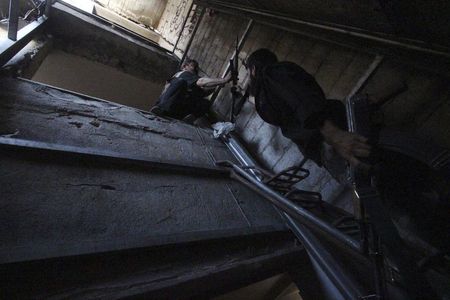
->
xmin=229 ymin=35 xmax=240 ymax=122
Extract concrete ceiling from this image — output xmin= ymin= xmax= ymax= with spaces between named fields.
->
xmin=197 ymin=0 xmax=450 ymax=48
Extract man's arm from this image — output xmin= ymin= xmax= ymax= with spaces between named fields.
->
xmin=320 ymin=120 xmax=371 ymax=167
xmin=196 ymin=73 xmax=231 ymax=88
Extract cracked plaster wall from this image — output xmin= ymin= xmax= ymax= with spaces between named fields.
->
xmin=96 ymin=0 xmax=168 ymax=29
xmin=157 ymin=0 xmax=197 ymax=57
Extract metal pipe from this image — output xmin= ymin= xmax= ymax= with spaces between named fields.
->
xmin=8 ymin=0 xmax=19 ymax=41
xmin=229 ymin=162 xmax=361 ymax=253
xmin=199 ymin=0 xmax=450 ymax=58
xmin=282 ymin=213 xmax=364 ymax=299
xmin=0 ymin=137 xmax=229 ymax=177
xmin=173 ymin=1 xmax=194 ymax=53
xmin=221 ymin=134 xmax=364 ymax=299
xmin=179 ymin=6 xmax=205 ymax=68
xmin=222 ymin=133 xmax=262 ymax=179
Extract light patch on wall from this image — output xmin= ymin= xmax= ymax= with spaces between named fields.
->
xmin=60 ymin=0 xmax=94 ymax=13
xmin=32 ymin=49 xmax=164 ymax=110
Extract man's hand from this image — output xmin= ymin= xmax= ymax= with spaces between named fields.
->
xmin=320 ymin=120 xmax=371 ymax=168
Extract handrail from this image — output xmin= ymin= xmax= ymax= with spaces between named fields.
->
xmin=219 ymin=134 xmax=365 ymax=299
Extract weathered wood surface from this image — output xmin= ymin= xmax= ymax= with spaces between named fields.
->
xmin=1 ymin=234 xmax=303 ymax=299
xmin=0 ymin=78 xmax=286 ymax=264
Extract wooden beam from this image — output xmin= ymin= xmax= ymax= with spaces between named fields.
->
xmin=0 ymin=137 xmax=229 ymax=178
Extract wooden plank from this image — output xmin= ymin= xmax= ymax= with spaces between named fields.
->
xmin=0 ymin=78 xmax=286 ymax=264
xmin=0 ymin=79 xmax=229 ymax=165
xmin=2 ymin=235 xmax=301 ymax=299
xmin=0 ymin=154 xmax=285 ymax=264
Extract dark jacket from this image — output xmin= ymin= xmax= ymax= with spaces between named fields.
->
xmin=254 ymin=61 xmax=345 ymax=165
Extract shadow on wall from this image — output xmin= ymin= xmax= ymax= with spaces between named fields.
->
xmin=32 ymin=49 xmax=164 ymax=110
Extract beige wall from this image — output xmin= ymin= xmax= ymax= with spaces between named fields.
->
xmin=96 ymin=0 xmax=168 ymax=28
xmin=32 ymin=50 xmax=163 ymax=110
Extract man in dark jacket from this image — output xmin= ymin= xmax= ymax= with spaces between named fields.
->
xmin=151 ymin=59 xmax=231 ymax=120
xmin=245 ymin=48 xmax=370 ymax=167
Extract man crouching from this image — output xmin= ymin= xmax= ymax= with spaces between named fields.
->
xmin=151 ymin=59 xmax=231 ymax=122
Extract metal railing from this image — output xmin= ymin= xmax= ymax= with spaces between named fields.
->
xmin=0 ymin=0 xmax=51 ymax=67
xmin=219 ymin=133 xmax=366 ymax=299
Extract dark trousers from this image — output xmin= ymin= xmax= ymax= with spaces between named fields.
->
xmin=155 ymin=78 xmax=211 ymax=120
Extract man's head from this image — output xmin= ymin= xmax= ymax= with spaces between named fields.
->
xmin=245 ymin=48 xmax=278 ymax=76
xmin=245 ymin=49 xmax=278 ymax=96
xmin=182 ymin=59 xmax=199 ymax=75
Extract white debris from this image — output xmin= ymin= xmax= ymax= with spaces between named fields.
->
xmin=212 ymin=122 xmax=235 ymax=138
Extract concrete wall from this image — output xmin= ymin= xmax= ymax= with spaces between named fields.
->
xmin=32 ymin=49 xmax=163 ymax=110
xmin=96 ymin=0 xmax=167 ymax=29
xmin=20 ymin=3 xmax=182 ymax=109
xmin=49 ymin=3 xmax=178 ymax=84
xmin=157 ymin=0 xmax=195 ymax=56
xmin=183 ymin=10 xmax=450 ymax=210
